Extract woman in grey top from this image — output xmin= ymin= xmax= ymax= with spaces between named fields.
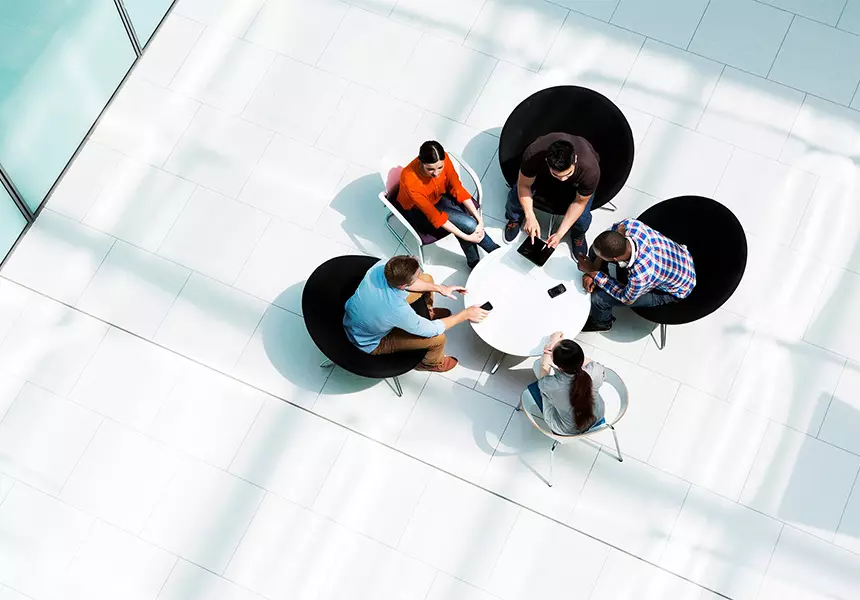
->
xmin=525 ymin=331 xmax=606 ymax=435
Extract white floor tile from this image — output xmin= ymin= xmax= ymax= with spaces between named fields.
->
xmin=617 ymin=103 xmax=655 ymax=150
xmin=770 ymin=17 xmax=860 ymax=105
xmin=0 ymin=294 xmax=109 ymax=397
xmin=313 ymin=434 xmax=432 ymax=546
xmin=727 ymin=332 xmax=845 ymax=434
xmin=0 ymin=485 xmax=94 ymax=600
xmin=392 ymin=36 xmax=496 ymax=122
xmin=76 ymin=241 xmax=190 ymax=339
xmin=689 ymin=0 xmax=792 ymax=76
xmin=589 ymin=349 xmax=681 ymax=462
xmin=819 ymin=361 xmax=860 ymax=456
xmin=316 ymin=83 xmax=423 ymax=171
xmin=134 ymin=14 xmax=205 ymax=88
xmin=569 ymin=453 xmax=689 ymax=562
xmin=639 ymin=310 xmax=754 ymax=400
xmin=541 ymin=11 xmax=645 ymax=101
xmin=425 ymin=573 xmax=499 ymax=600
xmin=90 ymin=78 xmax=200 ymax=167
xmin=759 ymin=0 xmax=847 ymax=25
xmin=627 ymin=119 xmax=733 ymax=199
xmin=741 ymin=422 xmax=860 ymax=540
xmin=55 ymin=519 xmax=176 ymax=600
xmin=835 ymin=473 xmax=860 ymax=554
xmin=0 ymin=384 xmax=100 ymax=495
xmin=0 ymin=279 xmax=31 ymax=350
xmin=2 ymin=210 xmax=114 ymax=305
xmin=395 ymin=375 xmax=512 ymax=481
xmin=317 ymin=7 xmax=420 ymax=92
xmin=242 ymin=55 xmax=348 ymax=145
xmin=237 ymin=136 xmax=349 ymax=229
xmin=840 ymin=0 xmax=860 ymax=34
xmin=780 ymin=94 xmax=860 ymax=179
xmin=411 ymin=113 xmax=500 ymax=181
xmin=70 ymin=327 xmax=187 ymax=431
xmin=47 ymin=142 xmax=123 ymax=222
xmin=163 ymin=106 xmax=273 ymax=199
xmin=648 ymin=385 xmax=769 ymax=500
xmin=759 ymin=525 xmax=860 ymax=600
xmin=243 ymin=0 xmax=348 ymax=64
xmin=617 ymin=39 xmax=724 ymax=129
xmin=60 ymin=420 xmax=181 ymax=534
xmin=576 ymin=305 xmax=654 ymax=365
xmin=591 ymin=549 xmax=716 ymax=600
xmin=611 ymin=0 xmax=709 ymax=48
xmin=158 ymin=187 xmax=269 ymax=284
xmin=231 ymin=304 xmax=331 ymax=406
xmin=390 ymin=0 xmax=486 ymax=43
xmin=698 ymin=67 xmax=805 ymax=159
xmin=805 ymin=269 xmax=860 ymax=363
xmin=159 ymin=559 xmax=266 ymax=600
xmin=475 ymin=354 xmax=545 ymax=408
xmin=82 ymin=157 xmax=197 ymax=253
xmin=398 ymin=471 xmax=521 ymax=586
xmin=153 ymin=273 xmax=268 ymax=372
xmin=169 ymin=29 xmax=274 ymax=115
xmin=344 ymin=0 xmax=399 ymax=15
xmin=173 ymin=0 xmax=265 ymax=36
xmin=314 ymin=367 xmax=429 ymax=445
xmin=148 ymin=363 xmax=266 ymax=469
xmin=465 ymin=0 xmax=567 ymax=71
xmin=0 ymin=587 xmax=27 ymax=600
xmin=0 ymin=372 xmax=25 ymax=427
xmin=229 ymin=399 xmax=348 ymax=508
xmin=481 ymin=408 xmax=598 ymax=521
xmin=659 ymin=485 xmax=782 ymax=600
xmin=487 ymin=508 xmax=610 ymax=600
xmin=141 ymin=456 xmax=265 ymax=573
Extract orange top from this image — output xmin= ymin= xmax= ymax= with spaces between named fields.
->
xmin=396 ymin=155 xmax=471 ymax=229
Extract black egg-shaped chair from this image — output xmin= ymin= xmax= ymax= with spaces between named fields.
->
xmin=498 ymin=85 xmax=635 ymax=224
xmin=632 ymin=196 xmax=748 ymax=349
xmin=302 ymin=255 xmax=428 ymax=395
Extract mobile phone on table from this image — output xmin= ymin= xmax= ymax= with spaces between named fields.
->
xmin=547 ymin=284 xmax=567 ymax=299
xmin=480 ymin=301 xmax=493 ymax=311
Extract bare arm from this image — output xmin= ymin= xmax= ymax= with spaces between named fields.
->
xmin=539 ymin=331 xmax=564 ymax=377
xmin=404 ymin=278 xmax=440 ymax=295
xmin=517 ymin=172 xmax=540 ymax=242
xmin=547 ymin=192 xmax=590 ymax=249
xmin=439 ymin=305 xmax=489 ymax=331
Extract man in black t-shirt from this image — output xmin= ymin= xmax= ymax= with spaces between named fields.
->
xmin=503 ymin=133 xmax=600 ymax=258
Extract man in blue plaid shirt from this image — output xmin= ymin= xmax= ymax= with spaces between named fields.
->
xmin=576 ymin=218 xmax=696 ymax=332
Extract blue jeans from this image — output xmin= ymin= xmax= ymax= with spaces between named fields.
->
xmin=527 ymin=381 xmax=543 ymax=411
xmin=421 ymin=195 xmax=499 ymax=267
xmin=505 ymin=186 xmax=593 ymax=243
xmin=589 ymin=287 xmax=679 ymax=326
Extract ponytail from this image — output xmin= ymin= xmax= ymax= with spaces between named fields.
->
xmin=552 ymin=340 xmax=595 ymax=431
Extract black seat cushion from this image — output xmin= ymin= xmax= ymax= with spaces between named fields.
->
xmin=302 ymin=255 xmax=428 ymax=378
xmin=498 ymin=85 xmax=635 ymax=213
xmin=632 ymin=196 xmax=748 ymax=325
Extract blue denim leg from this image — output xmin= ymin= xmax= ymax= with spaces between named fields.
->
xmin=590 ymin=286 xmax=680 ymax=325
xmin=568 ymin=192 xmax=594 ymax=240
xmin=526 ymin=381 xmax=544 ymax=412
xmin=505 ymin=186 xmax=524 ymax=223
xmin=438 ymin=196 xmax=499 ymax=266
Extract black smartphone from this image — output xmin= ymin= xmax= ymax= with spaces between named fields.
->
xmin=547 ymin=284 xmax=567 ymax=298
xmin=480 ymin=301 xmax=493 ymax=311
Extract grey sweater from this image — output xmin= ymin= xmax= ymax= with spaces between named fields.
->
xmin=537 ymin=361 xmax=606 ymax=435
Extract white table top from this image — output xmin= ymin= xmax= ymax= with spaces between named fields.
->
xmin=466 ymin=243 xmax=591 ymax=358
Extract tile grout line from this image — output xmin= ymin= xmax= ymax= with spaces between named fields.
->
xmin=766 ymin=13 xmax=794 ymax=79
xmin=685 ymin=0 xmax=711 ymax=51
xmin=833 ymin=464 xmax=860 ymax=544
xmin=754 ymin=522 xmax=785 ymax=599
xmin=814 ymin=357 xmax=847 ymax=439
xmin=57 ymin=418 xmax=105 ymax=498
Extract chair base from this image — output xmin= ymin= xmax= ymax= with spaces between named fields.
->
xmin=651 ymin=323 xmax=667 ymax=350
xmin=385 ymin=214 xmax=425 ymax=265
xmin=319 ymin=359 xmax=404 ymax=397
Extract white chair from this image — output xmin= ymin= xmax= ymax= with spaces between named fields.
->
xmin=517 ymin=366 xmax=629 ymax=487
xmin=377 ymin=150 xmax=484 ymax=266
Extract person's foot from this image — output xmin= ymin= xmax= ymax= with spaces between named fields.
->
xmin=504 ymin=220 xmax=521 ymax=244
xmin=416 ymin=356 xmax=459 ymax=373
xmin=570 ymin=235 xmax=588 ymax=259
xmin=428 ymin=307 xmax=451 ymax=320
xmin=467 ymin=259 xmax=480 ymax=270
xmin=581 ymin=317 xmax=613 ymax=333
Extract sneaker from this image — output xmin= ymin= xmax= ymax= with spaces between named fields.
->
xmin=504 ymin=220 xmax=521 ymax=244
xmin=581 ymin=317 xmax=613 ymax=333
xmin=570 ymin=235 xmax=588 ymax=259
xmin=428 ymin=307 xmax=452 ymax=320
xmin=416 ymin=356 xmax=459 ymax=373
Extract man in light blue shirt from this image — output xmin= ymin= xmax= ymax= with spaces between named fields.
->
xmin=344 ymin=255 xmax=488 ymax=373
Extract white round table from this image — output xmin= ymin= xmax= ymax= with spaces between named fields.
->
xmin=466 ymin=243 xmax=592 ymax=373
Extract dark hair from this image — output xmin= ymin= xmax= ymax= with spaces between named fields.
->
xmin=552 ymin=340 xmax=594 ymax=431
xmin=384 ymin=255 xmax=420 ymax=287
xmin=418 ymin=140 xmax=445 ymax=164
xmin=545 ymin=140 xmax=575 ymax=172
xmin=593 ymin=230 xmax=627 ymax=260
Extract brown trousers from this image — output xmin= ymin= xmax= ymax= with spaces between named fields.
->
xmin=371 ymin=273 xmax=447 ymax=367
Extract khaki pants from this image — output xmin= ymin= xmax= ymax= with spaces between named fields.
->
xmin=371 ymin=273 xmax=446 ymax=367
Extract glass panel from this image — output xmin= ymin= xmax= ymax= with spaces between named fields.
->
xmin=0 ymin=0 xmax=136 ymax=212
xmin=0 ymin=184 xmax=27 ymax=263
xmin=122 ymin=0 xmax=173 ymax=46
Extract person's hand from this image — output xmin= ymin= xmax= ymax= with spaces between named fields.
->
xmin=549 ymin=331 xmax=564 ymax=346
xmin=617 ymin=223 xmax=627 ymax=236
xmin=577 ymin=253 xmax=598 ymax=274
xmin=582 ymin=273 xmax=596 ymax=293
xmin=475 ymin=218 xmax=485 ymax=238
xmin=546 ymin=232 xmax=564 ymax=248
xmin=523 ymin=214 xmax=541 ymax=243
xmin=439 ymin=285 xmax=466 ymax=299
xmin=465 ymin=230 xmax=485 ymax=244
xmin=464 ymin=305 xmax=489 ymax=322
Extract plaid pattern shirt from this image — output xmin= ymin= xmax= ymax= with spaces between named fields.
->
xmin=593 ymin=219 xmax=696 ymax=305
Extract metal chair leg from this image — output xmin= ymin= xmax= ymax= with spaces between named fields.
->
xmin=385 ymin=215 xmax=408 ymax=249
xmin=548 ymin=215 xmax=556 ymax=236
xmin=489 ymin=353 xmax=505 ymax=375
xmin=657 ymin=323 xmax=667 ymax=350
xmin=610 ymin=425 xmax=623 ymax=462
xmin=389 ymin=376 xmax=403 ymax=397
xmin=418 ymin=245 xmax=426 ymax=266
xmin=320 ymin=359 xmax=334 ymax=368
xmin=601 ymin=200 xmax=618 ymax=212
xmin=548 ymin=440 xmax=558 ymax=487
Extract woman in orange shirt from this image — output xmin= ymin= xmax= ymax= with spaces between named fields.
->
xmin=397 ymin=141 xmax=500 ymax=269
